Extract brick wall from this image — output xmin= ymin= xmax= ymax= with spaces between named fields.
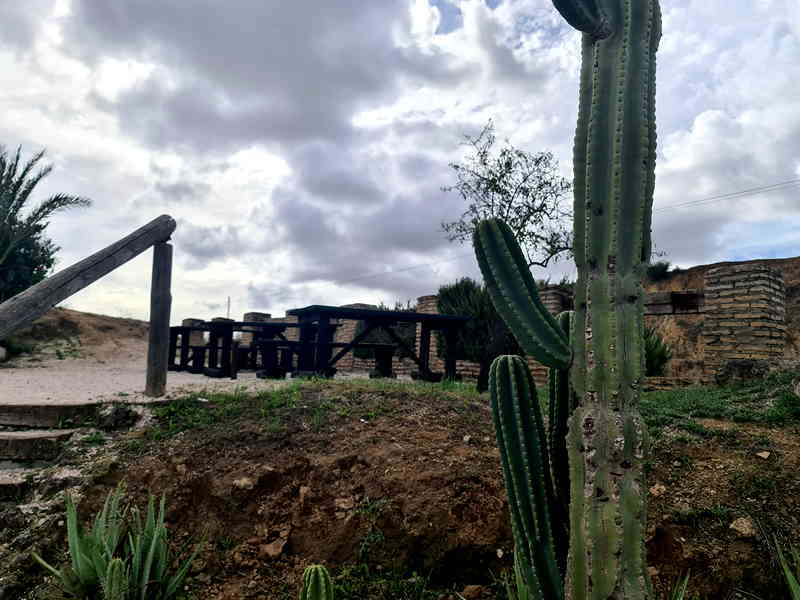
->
xmin=701 ymin=264 xmax=786 ymax=381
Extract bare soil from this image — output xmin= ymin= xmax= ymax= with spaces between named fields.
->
xmin=0 ymin=379 xmax=798 ymax=599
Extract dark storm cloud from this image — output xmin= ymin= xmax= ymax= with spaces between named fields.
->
xmin=153 ymin=181 xmax=211 ymax=205
xmin=287 ymin=142 xmax=383 ymax=206
xmin=63 ymin=0 xmax=463 ymax=153
xmin=173 ymin=221 xmax=250 ymax=270
xmin=246 ymin=281 xmax=312 ymax=313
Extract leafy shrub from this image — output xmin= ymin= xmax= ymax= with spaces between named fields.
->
xmin=32 ymin=484 xmax=202 ymax=600
xmin=1 ymin=335 xmax=36 ymax=356
xmin=645 ymin=260 xmax=678 ymax=282
xmin=644 ymin=326 xmax=672 ymax=376
xmin=437 ymin=277 xmax=522 ymax=391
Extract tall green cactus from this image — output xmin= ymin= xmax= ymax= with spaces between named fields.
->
xmin=475 ymin=0 xmax=661 ymax=598
xmin=299 ymin=564 xmax=334 ymax=600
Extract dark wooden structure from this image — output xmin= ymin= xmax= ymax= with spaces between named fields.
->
xmin=169 ymin=305 xmax=469 ymax=382
xmin=287 ymin=305 xmax=469 ymax=381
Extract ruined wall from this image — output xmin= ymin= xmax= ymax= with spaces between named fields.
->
xmin=701 ymin=264 xmax=787 ymax=381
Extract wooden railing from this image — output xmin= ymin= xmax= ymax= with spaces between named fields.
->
xmin=0 ymin=215 xmax=177 ymax=397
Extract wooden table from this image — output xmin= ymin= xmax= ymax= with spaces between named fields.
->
xmin=286 ymin=305 xmax=469 ymax=380
xmin=168 ymin=321 xmax=297 ymax=379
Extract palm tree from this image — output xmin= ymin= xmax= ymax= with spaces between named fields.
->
xmin=0 ymin=145 xmax=91 ymax=284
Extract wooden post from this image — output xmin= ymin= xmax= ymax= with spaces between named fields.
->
xmin=0 ymin=215 xmax=176 ymax=341
xmin=145 ymin=242 xmax=173 ymax=397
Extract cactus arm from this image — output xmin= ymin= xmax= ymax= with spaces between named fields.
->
xmin=551 ymin=0 xmax=611 ymax=38
xmin=548 ymin=311 xmax=576 ymax=575
xmin=641 ymin=0 xmax=660 ymax=266
xmin=491 ymin=356 xmax=563 ymax=599
xmin=474 ymin=219 xmax=571 ymax=370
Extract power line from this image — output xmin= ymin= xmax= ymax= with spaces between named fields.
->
xmin=653 ymin=178 xmax=800 ymax=212
xmin=328 ymin=177 xmax=800 ymax=288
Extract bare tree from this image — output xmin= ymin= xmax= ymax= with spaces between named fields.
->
xmin=441 ymin=121 xmax=572 ymax=268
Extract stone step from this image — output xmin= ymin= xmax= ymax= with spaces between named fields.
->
xmin=0 ymin=403 xmax=100 ymax=428
xmin=0 ymin=430 xmax=77 ymax=461
xmin=0 ymin=470 xmax=30 ymax=501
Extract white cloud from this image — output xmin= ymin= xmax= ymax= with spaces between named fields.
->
xmin=1 ymin=0 xmax=797 ymax=323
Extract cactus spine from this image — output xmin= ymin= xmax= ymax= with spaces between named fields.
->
xmin=300 ymin=564 xmax=334 ymax=600
xmin=474 ymin=0 xmax=661 ymax=598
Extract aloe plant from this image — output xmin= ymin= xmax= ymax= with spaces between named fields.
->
xmin=299 ymin=565 xmax=334 ymax=600
xmin=474 ymin=0 xmax=662 ymax=598
xmin=777 ymin=540 xmax=800 ymax=599
xmin=32 ymin=484 xmax=201 ymax=600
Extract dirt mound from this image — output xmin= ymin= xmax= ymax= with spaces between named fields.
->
xmin=4 ymin=308 xmax=148 ymax=364
xmin=2 ymin=380 xmax=799 ymax=599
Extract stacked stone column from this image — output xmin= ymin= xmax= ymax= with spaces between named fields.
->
xmin=702 ymin=264 xmax=786 ymax=381
xmin=240 ymin=311 xmax=271 ymax=345
xmin=181 ymin=318 xmax=206 ymax=346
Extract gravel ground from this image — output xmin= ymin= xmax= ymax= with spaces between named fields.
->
xmin=0 ymin=356 xmax=302 ymax=405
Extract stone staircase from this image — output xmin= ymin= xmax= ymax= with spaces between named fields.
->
xmin=0 ymin=402 xmax=102 ymax=500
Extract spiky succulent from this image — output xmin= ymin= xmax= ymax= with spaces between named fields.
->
xmin=299 ymin=564 xmax=334 ymax=600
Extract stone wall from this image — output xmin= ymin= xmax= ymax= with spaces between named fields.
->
xmin=701 ymin=264 xmax=786 ymax=381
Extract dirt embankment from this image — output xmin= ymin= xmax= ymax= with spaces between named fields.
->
xmin=3 ymin=307 xmax=149 ymax=364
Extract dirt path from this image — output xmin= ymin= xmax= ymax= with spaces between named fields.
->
xmin=0 ymin=354 xmax=293 ymax=405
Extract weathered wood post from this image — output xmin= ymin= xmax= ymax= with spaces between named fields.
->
xmin=145 ymin=242 xmax=173 ymax=397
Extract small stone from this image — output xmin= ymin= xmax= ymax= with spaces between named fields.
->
xmin=755 ymin=451 xmax=770 ymax=460
xmin=259 ymin=538 xmax=286 ymax=559
xmin=730 ymin=517 xmax=756 ymax=538
xmin=672 ymin=460 xmax=682 ymax=467
xmin=463 ymin=435 xmax=472 ymax=444
xmin=482 ymin=436 xmax=490 ymax=443
xmin=0 ymin=346 xmax=7 ymax=362
xmin=233 ymin=477 xmax=255 ymax=490
xmin=496 ymin=548 xmax=504 ymax=559
xmin=459 ymin=585 xmax=488 ymax=599
xmin=334 ymin=497 xmax=355 ymax=510
xmin=648 ymin=566 xmax=660 ymax=577
xmin=649 ymin=483 xmax=666 ymax=497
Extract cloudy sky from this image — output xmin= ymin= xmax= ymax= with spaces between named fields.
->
xmin=2 ymin=0 xmax=798 ymax=322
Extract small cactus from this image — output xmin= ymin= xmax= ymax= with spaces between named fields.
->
xmin=300 ymin=564 xmax=334 ymax=600
xmin=100 ymin=558 xmax=128 ymax=600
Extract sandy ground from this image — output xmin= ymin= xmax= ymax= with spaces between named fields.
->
xmin=0 ymin=355 xmax=297 ymax=405
xmin=0 ymin=364 xmax=380 ymax=406
xmin=0 ymin=358 xmax=374 ymax=404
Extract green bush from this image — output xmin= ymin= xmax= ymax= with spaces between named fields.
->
xmin=437 ymin=277 xmax=521 ymax=391
xmin=33 ymin=484 xmax=202 ymax=600
xmin=644 ymin=326 xmax=672 ymax=376
xmin=645 ymin=260 xmax=682 ymax=282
